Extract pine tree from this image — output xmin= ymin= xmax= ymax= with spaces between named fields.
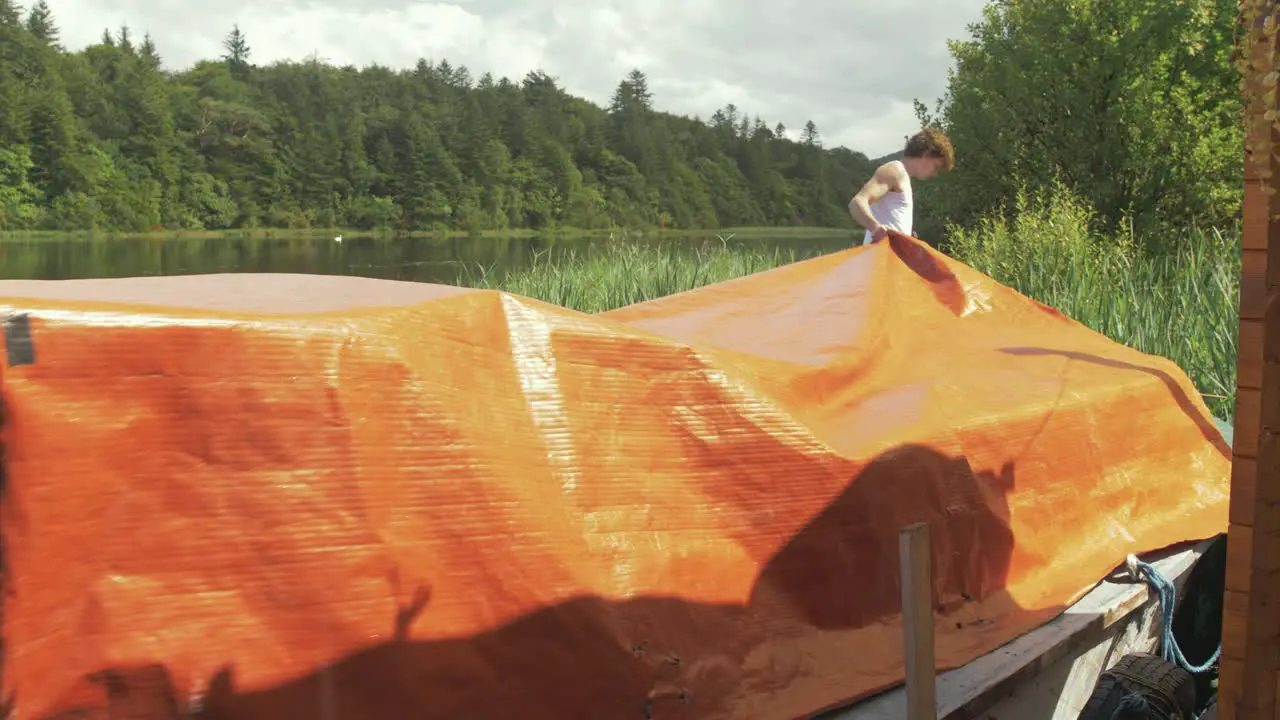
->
xmin=222 ymin=25 xmax=250 ymax=77
xmin=139 ymin=32 xmax=160 ymax=68
xmin=801 ymin=120 xmax=821 ymax=147
xmin=0 ymin=0 xmax=20 ymax=27
xmin=25 ymin=0 xmax=57 ymax=44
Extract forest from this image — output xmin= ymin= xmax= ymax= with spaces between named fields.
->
xmin=0 ymin=0 xmax=1249 ymax=248
xmin=0 ymin=1 xmax=886 ymax=234
xmin=913 ymin=0 xmax=1242 ymax=245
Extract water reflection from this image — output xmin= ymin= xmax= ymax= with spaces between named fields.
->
xmin=0 ymin=234 xmax=852 ymax=285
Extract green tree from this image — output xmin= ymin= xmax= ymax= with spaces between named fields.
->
xmin=921 ymin=0 xmax=1241 ymax=244
xmin=0 ymin=145 xmax=42 ymax=229
xmin=25 ymin=0 xmax=57 ymax=45
xmin=222 ymin=25 xmax=251 ymax=78
xmin=0 ymin=18 xmax=884 ymax=233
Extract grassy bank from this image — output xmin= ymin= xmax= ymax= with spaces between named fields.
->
xmin=462 ymin=242 xmax=809 ymax=313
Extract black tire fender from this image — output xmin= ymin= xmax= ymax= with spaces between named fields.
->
xmin=1076 ymin=653 xmax=1196 ymax=719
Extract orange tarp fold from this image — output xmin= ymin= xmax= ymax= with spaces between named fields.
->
xmin=0 ymin=234 xmax=1229 ymax=719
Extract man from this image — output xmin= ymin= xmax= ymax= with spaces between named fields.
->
xmin=848 ymin=127 xmax=954 ymax=245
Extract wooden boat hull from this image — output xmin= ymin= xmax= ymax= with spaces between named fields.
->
xmin=832 ymin=418 xmax=1232 ymax=719
xmin=826 ymin=539 xmax=1210 ymax=719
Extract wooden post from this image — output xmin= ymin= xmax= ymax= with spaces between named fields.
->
xmin=900 ymin=522 xmax=937 ymax=720
xmin=320 ymin=665 xmax=336 ymax=720
xmin=1220 ymin=6 xmax=1280 ymax=719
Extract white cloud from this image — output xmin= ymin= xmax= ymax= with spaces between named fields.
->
xmin=37 ymin=0 xmax=987 ymax=156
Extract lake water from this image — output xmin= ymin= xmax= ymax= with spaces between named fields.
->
xmin=0 ymin=232 xmax=855 ymax=284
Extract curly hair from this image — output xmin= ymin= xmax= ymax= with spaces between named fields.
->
xmin=903 ymin=127 xmax=955 ymax=171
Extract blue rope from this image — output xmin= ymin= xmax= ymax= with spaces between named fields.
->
xmin=1127 ymin=555 xmax=1222 ymax=674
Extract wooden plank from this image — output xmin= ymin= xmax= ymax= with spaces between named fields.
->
xmin=1237 ymin=221 xmax=1280 ymax=719
xmin=1246 ymin=135 xmax=1267 ymax=180
xmin=829 ymin=541 xmax=1208 ymax=720
xmin=1224 ymin=589 xmax=1251 ymax=661
xmin=978 ymin=581 xmax=1203 ymax=719
xmin=1225 ymin=20 xmax=1279 ymax=715
xmin=1261 ymin=434 xmax=1280 ymax=505
xmin=1244 ymin=180 xmax=1269 ymax=250
xmin=1220 ymin=657 xmax=1245 ymax=720
xmin=1235 ymin=387 xmax=1261 ymax=459
xmin=320 ymin=665 xmax=336 ymax=720
xmin=1227 ymin=525 xmax=1254 ymax=594
xmin=1232 ymin=457 xmax=1258 ymax=527
xmin=900 ymin=522 xmax=937 ymax=720
xmin=1242 ymin=248 xmax=1268 ymax=320
xmin=1235 ymin=13 xmax=1280 ymax=710
xmin=1240 ymin=318 xmax=1265 ymax=390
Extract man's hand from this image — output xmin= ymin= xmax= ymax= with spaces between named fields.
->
xmin=870 ymin=225 xmax=890 ymax=242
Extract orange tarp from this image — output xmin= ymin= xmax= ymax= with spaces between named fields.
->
xmin=0 ymin=234 xmax=1229 ymax=719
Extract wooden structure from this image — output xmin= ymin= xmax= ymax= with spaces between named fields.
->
xmin=838 ymin=429 xmax=1232 ymax=719
xmin=899 ymin=522 xmax=937 ymax=720
xmin=830 ymin=540 xmax=1211 ymax=719
xmin=1219 ymin=5 xmax=1280 ymax=718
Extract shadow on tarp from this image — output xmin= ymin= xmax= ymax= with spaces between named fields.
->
xmin=25 ymin=444 xmax=1026 ymax=720
xmin=998 ymin=347 xmax=1231 ymax=459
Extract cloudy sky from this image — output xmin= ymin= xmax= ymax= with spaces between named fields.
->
xmin=37 ymin=0 xmax=988 ymax=158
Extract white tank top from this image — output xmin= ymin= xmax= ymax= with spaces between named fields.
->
xmin=862 ymin=161 xmax=913 ymax=245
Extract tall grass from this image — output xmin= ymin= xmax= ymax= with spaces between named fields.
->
xmin=460 ymin=241 xmax=808 ymax=314
xmin=948 ymin=185 xmax=1240 ymax=420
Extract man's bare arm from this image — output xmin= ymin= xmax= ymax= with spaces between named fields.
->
xmin=848 ymin=162 xmax=905 ymax=233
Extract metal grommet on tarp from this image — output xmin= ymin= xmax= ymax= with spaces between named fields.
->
xmin=3 ymin=313 xmax=35 ymax=367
